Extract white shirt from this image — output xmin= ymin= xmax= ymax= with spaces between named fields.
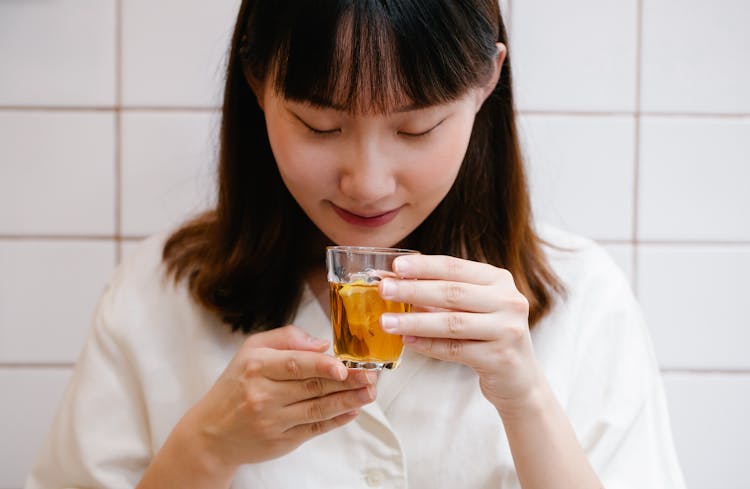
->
xmin=26 ymin=225 xmax=686 ymax=488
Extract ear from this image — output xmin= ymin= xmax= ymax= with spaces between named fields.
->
xmin=475 ymin=42 xmax=507 ymax=110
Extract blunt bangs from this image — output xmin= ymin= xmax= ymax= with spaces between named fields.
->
xmin=243 ymin=0 xmax=500 ymax=113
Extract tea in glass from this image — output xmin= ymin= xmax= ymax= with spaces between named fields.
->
xmin=326 ymin=246 xmax=419 ymax=370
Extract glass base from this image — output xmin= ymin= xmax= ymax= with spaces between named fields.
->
xmin=340 ymin=359 xmax=399 ymax=370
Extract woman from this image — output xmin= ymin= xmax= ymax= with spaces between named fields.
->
xmin=27 ymin=1 xmax=686 ymax=488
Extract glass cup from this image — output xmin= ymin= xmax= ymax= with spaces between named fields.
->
xmin=326 ymin=246 xmax=420 ymax=370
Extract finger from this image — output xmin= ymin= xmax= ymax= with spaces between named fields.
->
xmin=392 ymin=254 xmax=511 ymax=286
xmin=380 ymin=279 xmax=501 ymax=313
xmin=402 ymin=336 xmax=482 ymax=365
xmin=280 ymin=384 xmax=377 ymax=431
xmin=278 ymin=369 xmax=378 ymax=405
xmin=252 ymin=348 xmax=350 ymax=382
xmin=243 ymin=325 xmax=329 ymax=353
xmin=283 ymin=409 xmax=360 ymax=442
xmin=380 ymin=311 xmax=500 ymax=340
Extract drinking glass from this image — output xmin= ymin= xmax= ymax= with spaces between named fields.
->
xmin=326 ymin=246 xmax=419 ymax=370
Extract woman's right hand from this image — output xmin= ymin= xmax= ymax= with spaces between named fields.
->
xmin=170 ymin=325 xmax=377 ymax=478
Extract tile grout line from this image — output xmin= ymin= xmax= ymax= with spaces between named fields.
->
xmin=114 ymin=0 xmax=123 ymax=264
xmin=632 ymin=0 xmax=644 ymax=296
xmin=0 ymin=105 xmax=220 ymax=112
xmin=506 ymin=0 xmax=512 ymax=32
xmin=0 ymin=363 xmax=76 ymax=369
xmin=661 ymin=369 xmax=750 ymax=376
xmin=0 ymin=235 xmax=122 ymax=241
xmin=0 ymin=106 xmax=748 ymax=119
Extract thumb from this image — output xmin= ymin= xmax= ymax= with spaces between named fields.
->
xmin=242 ymin=324 xmax=329 ymax=352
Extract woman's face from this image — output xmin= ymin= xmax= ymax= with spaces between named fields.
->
xmin=259 ymin=85 xmax=491 ymax=248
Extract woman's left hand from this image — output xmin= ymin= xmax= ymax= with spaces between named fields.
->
xmin=378 ymin=254 xmax=545 ymax=415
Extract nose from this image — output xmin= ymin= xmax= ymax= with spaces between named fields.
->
xmin=338 ymin=141 xmax=396 ymax=204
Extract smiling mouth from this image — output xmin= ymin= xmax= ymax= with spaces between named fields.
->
xmin=331 ymin=203 xmax=402 ymax=228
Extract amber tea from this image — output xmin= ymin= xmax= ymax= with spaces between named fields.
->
xmin=329 ymin=281 xmax=410 ymax=369
xmin=326 ymin=245 xmax=419 ymax=370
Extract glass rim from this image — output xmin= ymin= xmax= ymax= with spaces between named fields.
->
xmin=326 ymin=245 xmax=420 ymax=255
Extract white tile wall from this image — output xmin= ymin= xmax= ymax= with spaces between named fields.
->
xmin=520 ymin=114 xmax=635 ymax=240
xmin=510 ymin=0 xmax=638 ymax=112
xmin=1 ymin=0 xmax=748 ymax=488
xmin=0 ymin=0 xmax=116 ymax=107
xmin=638 ymin=245 xmax=750 ymax=370
xmin=0 ymin=112 xmax=116 ymax=235
xmin=0 ymin=241 xmax=116 ymax=364
xmin=0 ymin=368 xmax=73 ymax=489
xmin=664 ymin=373 xmax=750 ymax=489
xmin=641 ymin=0 xmax=750 ymax=113
xmin=639 ymin=117 xmax=750 ymax=241
xmin=121 ymin=112 xmax=218 ymax=236
xmin=121 ymin=0 xmax=240 ymax=107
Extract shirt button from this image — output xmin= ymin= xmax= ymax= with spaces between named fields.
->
xmin=364 ymin=469 xmax=385 ymax=487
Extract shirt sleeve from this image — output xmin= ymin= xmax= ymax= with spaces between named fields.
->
xmin=564 ymin=249 xmax=686 ymax=489
xmin=25 ymin=282 xmax=153 ymax=489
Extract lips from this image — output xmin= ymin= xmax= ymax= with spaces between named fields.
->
xmin=331 ymin=203 xmax=402 ymax=228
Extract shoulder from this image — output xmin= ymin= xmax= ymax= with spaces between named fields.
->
xmin=105 ymin=234 xmax=173 ymax=313
xmin=532 ymin=223 xmax=647 ymax=373
xmin=96 ymin=234 xmax=214 ymax=342
xmin=536 ymin=223 xmax=631 ymax=307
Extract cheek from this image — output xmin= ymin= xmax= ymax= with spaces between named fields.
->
xmin=407 ymin=121 xmax=473 ymax=195
xmin=267 ymin=123 xmax=334 ymax=189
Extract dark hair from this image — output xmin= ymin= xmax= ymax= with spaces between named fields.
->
xmin=164 ymin=0 xmax=564 ymax=333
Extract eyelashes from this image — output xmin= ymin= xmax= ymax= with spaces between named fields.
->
xmin=301 ymin=118 xmax=447 ymax=138
xmin=397 ymin=119 xmax=446 ymax=137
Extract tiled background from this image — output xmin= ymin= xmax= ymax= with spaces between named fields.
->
xmin=0 ymin=0 xmax=748 ymax=487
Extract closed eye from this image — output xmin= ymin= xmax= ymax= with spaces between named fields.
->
xmin=292 ymin=113 xmax=341 ymax=135
xmin=398 ymin=118 xmax=446 ymax=137
xmin=305 ymin=125 xmax=341 ymax=135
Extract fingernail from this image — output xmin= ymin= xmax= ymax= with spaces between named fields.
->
xmin=333 ymin=364 xmax=348 ymax=381
xmin=380 ymin=279 xmax=396 ymax=299
xmin=403 ymin=335 xmax=417 ymax=344
xmin=380 ymin=314 xmax=398 ymax=333
xmin=394 ymin=257 xmax=411 ymax=275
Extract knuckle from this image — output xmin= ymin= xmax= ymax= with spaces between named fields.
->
xmin=497 ymin=268 xmax=514 ymax=283
xmin=244 ymin=390 xmax=270 ymax=414
xmin=447 ymin=339 xmax=463 ymax=358
xmin=507 ymin=294 xmax=530 ymax=315
xmin=285 ymin=358 xmax=302 ymax=379
xmin=304 ymin=378 xmax=325 ymax=396
xmin=306 ymin=400 xmax=325 ymax=421
xmin=446 ymin=313 xmax=464 ymax=336
xmin=308 ymin=421 xmax=324 ymax=435
xmin=241 ymin=351 xmax=264 ymax=377
xmin=446 ymin=256 xmax=462 ymax=275
xmin=443 ymin=284 xmax=464 ymax=307
xmin=505 ymin=323 xmax=527 ymax=343
xmin=242 ymin=357 xmax=264 ymax=377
